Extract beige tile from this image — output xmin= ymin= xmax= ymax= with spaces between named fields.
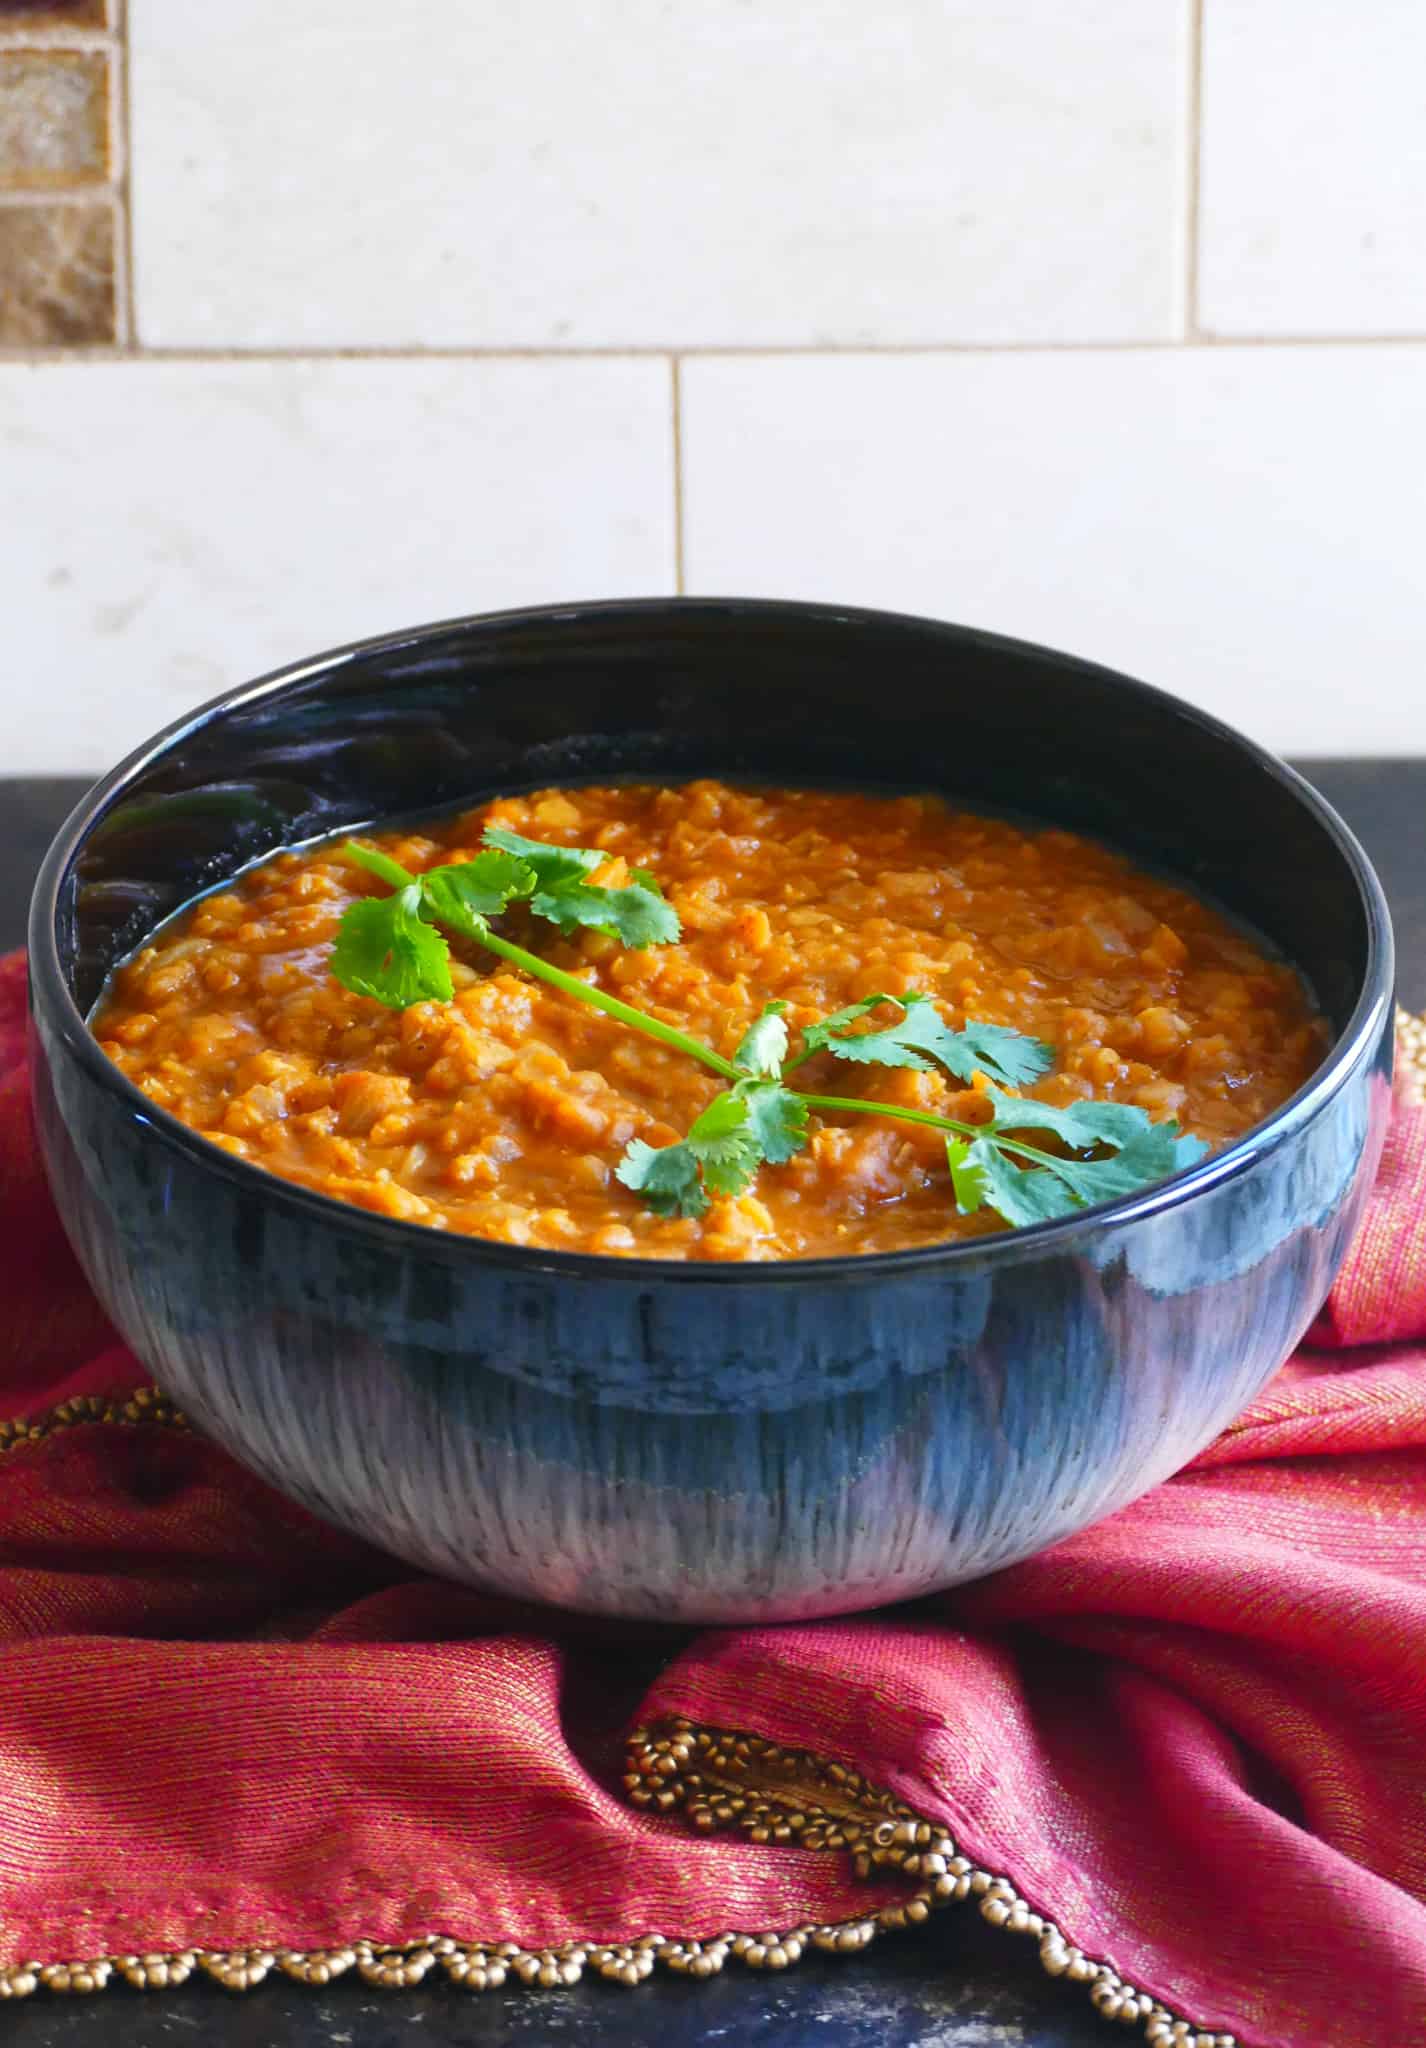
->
xmin=0 ymin=196 xmax=114 ymax=340
xmin=130 ymin=0 xmax=1188 ymax=349
xmin=1200 ymin=1 xmax=1426 ymax=335
xmin=681 ymin=347 xmax=1426 ymax=756
xmin=0 ymin=50 xmax=107 ymax=188
xmin=0 ymin=357 xmax=675 ymax=773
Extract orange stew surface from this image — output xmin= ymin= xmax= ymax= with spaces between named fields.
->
xmin=93 ymin=781 xmax=1328 ymax=1261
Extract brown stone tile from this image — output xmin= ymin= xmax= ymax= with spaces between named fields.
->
xmin=0 ymin=3 xmax=109 ymax=29
xmin=0 ymin=197 xmax=114 ymax=340
xmin=0 ymin=50 xmax=108 ymax=188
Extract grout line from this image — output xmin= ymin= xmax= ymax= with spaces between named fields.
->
xmin=0 ymin=335 xmax=1197 ymax=360
xmin=0 ymin=184 xmax=119 ymax=206
xmin=0 ymin=33 xmax=118 ymax=51
xmin=670 ymin=356 xmax=686 ymax=595
xmin=1184 ymin=0 xmax=1206 ymax=339
xmin=15 ymin=337 xmax=1181 ymax=359
xmin=2 ymin=333 xmax=1426 ymax=368
xmin=1121 ymin=329 xmax=1426 ymax=349
xmin=114 ymin=0 xmax=135 ymax=347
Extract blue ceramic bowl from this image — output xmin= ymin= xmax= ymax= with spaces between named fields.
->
xmin=28 ymin=599 xmax=1394 ymax=1621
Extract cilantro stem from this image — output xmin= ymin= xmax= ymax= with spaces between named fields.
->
xmin=794 ymin=1090 xmax=980 ymax=1137
xmin=454 ymin=927 xmax=741 ymax=1082
xmin=793 ymin=1091 xmax=1064 ymax=1167
xmin=342 ymin=844 xmax=417 ymax=892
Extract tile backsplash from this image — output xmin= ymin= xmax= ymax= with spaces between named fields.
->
xmin=682 ymin=345 xmax=1426 ymax=758
xmin=0 ymin=1 xmax=1420 ymax=770
xmin=0 ymin=47 xmax=109 ymax=186
xmin=2 ymin=357 xmax=673 ymax=772
xmin=1200 ymin=1 xmax=1426 ymax=338
xmin=128 ymin=1 xmax=1187 ymax=349
xmin=0 ymin=0 xmax=117 ymax=355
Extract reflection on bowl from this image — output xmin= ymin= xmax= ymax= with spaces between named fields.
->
xmin=28 ymin=598 xmax=1394 ymax=1621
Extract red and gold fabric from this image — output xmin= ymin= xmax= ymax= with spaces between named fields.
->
xmin=3 ymin=950 xmax=1425 ymax=2046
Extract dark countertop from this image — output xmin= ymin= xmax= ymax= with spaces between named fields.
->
xmin=2 ymin=760 xmax=1422 ymax=2048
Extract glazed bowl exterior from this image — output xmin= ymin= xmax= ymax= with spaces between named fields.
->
xmin=28 ymin=599 xmax=1394 ymax=1622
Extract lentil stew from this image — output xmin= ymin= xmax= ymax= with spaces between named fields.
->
xmin=92 ymin=781 xmax=1328 ymax=1260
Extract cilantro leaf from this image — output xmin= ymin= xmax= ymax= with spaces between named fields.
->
xmin=615 ymin=1094 xmax=762 ymax=1216
xmin=682 ymin=1092 xmax=763 ymax=1199
xmin=481 ymin=824 xmax=680 ymax=947
xmin=420 ymin=850 xmax=537 ymax=936
xmin=615 ymin=1138 xmax=708 ymax=1219
xmin=801 ymin=993 xmax=1053 ymax=1087
xmin=981 ymin=1085 xmax=1209 ymax=1176
xmin=953 ymin=1020 xmax=1056 ymax=1088
xmin=733 ymin=1001 xmax=790 ymax=1078
xmin=951 ymin=1138 xmax=1087 ymax=1227
xmin=734 ymin=1078 xmax=808 ymax=1164
xmin=945 ymin=1134 xmax=988 ymax=1214
xmin=948 ymin=1085 xmax=1211 ymax=1226
xmin=616 ymin=1076 xmax=809 ymax=1221
xmin=332 ymin=844 xmax=532 ymax=1007
xmin=481 ymin=825 xmax=604 ymax=884
xmin=799 ymin=993 xmax=899 ymax=1058
xmin=329 ymin=883 xmax=453 ymax=1008
xmin=530 ymin=878 xmax=681 ymax=948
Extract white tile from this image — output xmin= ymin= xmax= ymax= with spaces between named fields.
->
xmin=681 ymin=346 xmax=1426 ymax=756
xmin=1201 ymin=1 xmax=1426 ymax=336
xmin=0 ymin=358 xmax=673 ymax=774
xmin=130 ymin=0 xmax=1187 ymax=349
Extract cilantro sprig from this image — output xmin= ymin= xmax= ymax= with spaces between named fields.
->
xmin=945 ymin=1085 xmax=1209 ymax=1227
xmin=330 ymin=880 xmax=456 ymax=1008
xmin=482 ymin=826 xmax=680 ymax=947
xmin=329 ymin=832 xmax=736 ymax=1081
xmin=328 ymin=826 xmax=1209 ymax=1235
xmin=616 ymin=1005 xmax=809 ymax=1218
xmin=614 ymin=992 xmax=1205 ymax=1231
xmin=333 ymin=827 xmax=679 ymax=1009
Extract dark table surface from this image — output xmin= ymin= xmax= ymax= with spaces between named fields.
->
xmin=3 ymin=761 xmax=1422 ymax=2048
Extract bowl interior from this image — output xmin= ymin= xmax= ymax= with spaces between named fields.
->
xmin=47 ymin=600 xmax=1376 ymax=1039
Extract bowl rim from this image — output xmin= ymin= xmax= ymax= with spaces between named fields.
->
xmin=28 ymin=593 xmax=1396 ymax=1285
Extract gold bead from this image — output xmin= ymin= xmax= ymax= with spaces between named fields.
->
xmin=41 ymin=1960 xmax=112 ymax=1995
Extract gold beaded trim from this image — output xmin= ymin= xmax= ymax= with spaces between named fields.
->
xmin=623 ymin=1720 xmax=1236 ymax=2047
xmin=6 ymin=1006 xmax=1423 ymax=2026
xmin=0 ymin=1384 xmax=188 ymax=1453
xmin=1397 ymin=1004 xmax=1426 ymax=1104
